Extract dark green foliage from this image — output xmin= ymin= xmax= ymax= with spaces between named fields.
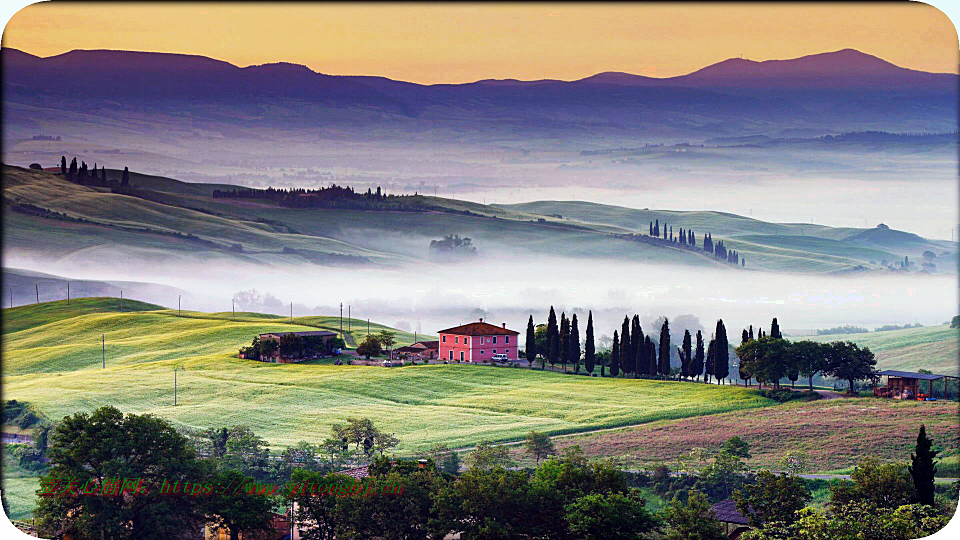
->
xmin=429 ymin=234 xmax=476 ymax=256
xmin=691 ymin=331 xmax=704 ymax=379
xmin=714 ymin=319 xmax=729 ymax=383
xmin=584 ymin=311 xmax=595 ymax=374
xmin=526 ymin=315 xmax=537 ymax=364
xmin=610 ymin=331 xmax=620 ymax=377
xmin=658 ymin=318 xmax=671 ymax=377
xmin=951 ymin=315 xmax=959 ymax=328
xmin=830 ymin=458 xmax=916 ymax=511
xmin=35 ymin=406 xmax=209 ymax=540
xmin=757 ymin=388 xmax=820 ymax=403
xmin=681 ymin=330 xmax=692 ymax=379
xmin=770 ymin=317 xmax=782 ymax=339
xmin=564 ymin=490 xmax=658 ymax=540
xmin=560 ymin=312 xmax=571 ymax=372
xmin=201 ymin=468 xmax=278 ymax=540
xmin=824 ymin=341 xmax=877 ymax=394
xmin=909 ymin=425 xmax=938 ymax=506
xmin=60 ymin=156 xmax=67 ymax=175
xmin=121 ymin=166 xmax=130 ymax=186
xmin=547 ymin=306 xmax=560 ymax=367
xmin=621 ymin=316 xmax=634 ymax=375
xmin=571 ymin=313 xmax=581 ymax=373
xmin=817 ymin=325 xmax=869 ymax=335
xmin=357 ymin=335 xmax=382 ymax=358
xmin=664 ymin=490 xmax=726 ymax=540
xmin=733 ymin=470 xmax=811 ymax=527
xmin=705 ymin=339 xmax=715 ymax=383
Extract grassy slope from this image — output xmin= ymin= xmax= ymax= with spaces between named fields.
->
xmin=3 ymin=299 xmax=774 ymax=453
xmin=807 ymin=325 xmax=960 ymax=375
xmin=5 ymin=164 xmax=934 ymax=273
xmin=502 ymin=200 xmax=955 ymax=273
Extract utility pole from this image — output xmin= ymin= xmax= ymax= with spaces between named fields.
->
xmin=120 ymin=290 xmax=123 ymax=311
xmin=290 ymin=302 xmax=293 ymax=323
xmin=232 ymin=299 xmax=235 ymax=320
xmin=367 ymin=318 xmax=370 ymax=335
xmin=340 ymin=303 xmax=343 ymax=334
xmin=178 ymin=295 xmax=181 ymax=316
xmin=348 ymin=305 xmax=351 ymax=331
xmin=35 ymin=284 xmax=39 ymax=304
xmin=102 ymin=333 xmax=105 ymax=369
xmin=9 ymin=287 xmax=12 ymax=308
xmin=67 ymin=283 xmax=70 ymax=305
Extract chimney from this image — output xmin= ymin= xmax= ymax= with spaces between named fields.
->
xmin=502 ymin=322 xmax=506 ymax=328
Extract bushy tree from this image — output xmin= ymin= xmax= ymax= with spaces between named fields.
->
xmin=357 ymin=335 xmax=382 ymax=358
xmin=524 ymin=431 xmax=556 ymax=465
xmin=733 ymin=470 xmax=810 ymax=527
xmin=824 ymin=341 xmax=876 ymax=394
xmin=664 ymin=490 xmax=727 ymax=540
xmin=564 ymin=490 xmax=658 ymax=540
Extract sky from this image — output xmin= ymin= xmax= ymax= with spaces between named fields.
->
xmin=4 ymin=3 xmax=958 ymax=83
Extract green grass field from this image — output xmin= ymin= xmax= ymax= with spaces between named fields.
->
xmin=3 ymin=298 xmax=774 ymax=454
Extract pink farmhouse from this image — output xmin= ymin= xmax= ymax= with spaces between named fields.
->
xmin=438 ymin=319 xmax=520 ymax=362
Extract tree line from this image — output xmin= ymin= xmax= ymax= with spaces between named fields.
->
xmin=523 ymin=310 xmax=879 ymax=392
xmin=27 ymin=406 xmax=949 ymax=540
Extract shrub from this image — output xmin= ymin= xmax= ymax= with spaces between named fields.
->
xmin=758 ymin=388 xmax=820 ymax=403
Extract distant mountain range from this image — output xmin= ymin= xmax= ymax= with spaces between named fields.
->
xmin=3 ymin=47 xmax=957 ymax=140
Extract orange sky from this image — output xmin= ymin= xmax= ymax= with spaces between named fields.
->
xmin=3 ymin=3 xmax=958 ymax=83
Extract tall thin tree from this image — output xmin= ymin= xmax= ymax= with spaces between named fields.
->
xmin=560 ymin=313 xmax=570 ymax=372
xmin=547 ymin=307 xmax=559 ymax=367
xmin=621 ymin=316 xmax=634 ymax=376
xmin=658 ymin=318 xmax=671 ymax=378
xmin=770 ymin=317 xmax=782 ymax=339
xmin=610 ymin=331 xmax=620 ymax=377
xmin=909 ymin=424 xmax=938 ymax=506
xmin=705 ymin=339 xmax=716 ymax=384
xmin=681 ymin=330 xmax=692 ymax=379
xmin=692 ymin=330 xmax=705 ymax=381
xmin=714 ymin=320 xmax=730 ymax=384
xmin=525 ymin=316 xmax=536 ymax=366
xmin=571 ymin=313 xmax=581 ymax=374
xmin=584 ymin=311 xmax=595 ymax=374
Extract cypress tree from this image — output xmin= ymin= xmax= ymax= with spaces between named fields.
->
xmin=669 ymin=226 xmax=673 ymax=242
xmin=610 ymin=331 xmax=620 ymax=377
xmin=681 ymin=330 xmax=692 ymax=379
xmin=649 ymin=221 xmax=653 ymax=236
xmin=714 ymin=319 xmax=729 ymax=384
xmin=100 ymin=166 xmax=106 ymax=183
xmin=748 ymin=325 xmax=754 ymax=341
xmin=705 ymin=339 xmax=716 ymax=383
xmin=621 ymin=316 xmax=634 ymax=376
xmin=692 ymin=331 xmax=705 ymax=380
xmin=121 ymin=166 xmax=130 ymax=187
xmin=60 ymin=156 xmax=67 ymax=175
xmin=571 ymin=314 xmax=581 ymax=374
xmin=547 ymin=307 xmax=559 ymax=367
xmin=654 ymin=219 xmax=659 ymax=237
xmin=647 ymin=337 xmax=657 ymax=376
xmin=679 ymin=227 xmax=684 ymax=244
xmin=584 ymin=311 xmax=595 ymax=374
xmin=739 ymin=329 xmax=751 ymax=385
xmin=909 ymin=424 xmax=938 ymax=506
xmin=560 ymin=313 xmax=570 ymax=372
xmin=770 ymin=317 xmax=782 ymax=339
xmin=633 ymin=316 xmax=645 ymax=378
xmin=525 ymin=316 xmax=536 ymax=365
xmin=69 ymin=157 xmax=77 ymax=180
xmin=658 ymin=318 xmax=671 ymax=377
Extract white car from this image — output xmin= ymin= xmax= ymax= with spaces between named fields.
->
xmin=491 ymin=353 xmax=509 ymax=362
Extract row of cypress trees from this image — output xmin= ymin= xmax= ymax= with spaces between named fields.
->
xmin=58 ymin=155 xmax=129 ymax=187
xmin=524 ymin=308 xmax=735 ymax=383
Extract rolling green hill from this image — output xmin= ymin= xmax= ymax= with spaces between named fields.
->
xmin=6 ymin=164 xmax=952 ymax=274
xmin=806 ymin=324 xmax=959 ymax=375
xmin=3 ymin=298 xmax=774 ymax=453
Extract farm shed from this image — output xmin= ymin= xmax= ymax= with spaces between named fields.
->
xmin=873 ymin=370 xmax=958 ymax=400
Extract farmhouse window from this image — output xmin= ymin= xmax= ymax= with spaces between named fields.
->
xmin=493 ymin=349 xmax=497 ymax=354
xmin=506 ymin=336 xmax=510 ymax=343
xmin=480 ymin=350 xmax=484 ymax=355
xmin=493 ymin=337 xmax=498 ymax=344
xmin=442 ymin=336 xmax=446 ymax=343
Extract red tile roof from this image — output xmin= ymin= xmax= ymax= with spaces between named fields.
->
xmin=437 ymin=321 xmax=519 ymax=336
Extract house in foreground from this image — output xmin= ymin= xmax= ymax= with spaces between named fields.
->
xmin=438 ymin=319 xmax=519 ymax=362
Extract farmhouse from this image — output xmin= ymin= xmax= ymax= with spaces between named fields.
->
xmin=438 ymin=319 xmax=519 ymax=362
xmin=711 ymin=498 xmax=753 ymax=539
xmin=245 ymin=330 xmax=340 ymax=363
xmin=392 ymin=340 xmax=440 ymax=361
